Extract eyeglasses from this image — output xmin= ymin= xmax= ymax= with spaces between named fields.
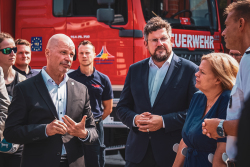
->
xmin=0 ymin=47 xmax=17 ymax=55
xmin=229 ymin=53 xmax=241 ymax=57
xmin=148 ymin=37 xmax=169 ymax=45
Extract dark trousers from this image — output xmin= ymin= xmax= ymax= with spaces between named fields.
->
xmin=0 ymin=152 xmax=22 ymax=167
xmin=125 ymin=142 xmax=160 ymax=167
xmin=83 ymin=118 xmax=105 ymax=167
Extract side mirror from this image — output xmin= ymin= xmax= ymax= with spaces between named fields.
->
xmin=97 ymin=8 xmax=114 ymax=23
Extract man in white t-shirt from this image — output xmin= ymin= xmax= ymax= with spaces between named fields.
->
xmin=202 ymin=1 xmax=250 ymax=166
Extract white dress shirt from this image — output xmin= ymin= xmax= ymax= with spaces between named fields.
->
xmin=226 ymin=47 xmax=250 ymax=160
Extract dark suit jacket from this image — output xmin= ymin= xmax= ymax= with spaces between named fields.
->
xmin=4 ymin=72 xmax=98 ymax=167
xmin=116 ymin=54 xmax=198 ymax=167
xmin=236 ymin=95 xmax=250 ymax=166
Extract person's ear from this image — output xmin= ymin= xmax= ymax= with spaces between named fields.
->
xmin=45 ymin=48 xmax=49 ymax=58
xmin=144 ymin=40 xmax=148 ymax=49
xmin=215 ymin=77 xmax=221 ymax=85
xmin=239 ymin=18 xmax=245 ymax=31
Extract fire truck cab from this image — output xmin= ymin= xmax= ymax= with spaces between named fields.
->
xmin=0 ymin=0 xmax=223 ymax=159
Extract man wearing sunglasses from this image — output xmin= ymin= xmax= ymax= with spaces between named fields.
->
xmin=12 ymin=39 xmax=39 ymax=79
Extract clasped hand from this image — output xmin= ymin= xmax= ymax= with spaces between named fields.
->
xmin=46 ymin=115 xmax=88 ymax=138
xmin=135 ymin=112 xmax=163 ymax=132
xmin=202 ymin=118 xmax=222 ymax=139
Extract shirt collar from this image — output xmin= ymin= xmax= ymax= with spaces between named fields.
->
xmin=245 ymin=47 xmax=250 ymax=53
xmin=13 ymin=65 xmax=33 ymax=75
xmin=13 ymin=65 xmax=25 ymax=75
xmin=148 ymin=51 xmax=173 ymax=69
xmin=41 ymin=66 xmax=69 ymax=86
xmin=76 ymin=66 xmax=96 ymax=77
xmin=28 ymin=66 xmax=34 ymax=74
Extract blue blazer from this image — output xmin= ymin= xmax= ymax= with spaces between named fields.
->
xmin=116 ymin=54 xmax=198 ymax=167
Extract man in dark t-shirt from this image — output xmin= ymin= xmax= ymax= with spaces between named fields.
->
xmin=69 ymin=40 xmax=113 ymax=167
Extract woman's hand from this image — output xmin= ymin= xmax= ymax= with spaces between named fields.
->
xmin=212 ymin=142 xmax=226 ymax=167
xmin=172 ymin=138 xmax=187 ymax=167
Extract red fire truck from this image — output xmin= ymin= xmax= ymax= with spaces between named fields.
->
xmin=1 ymin=0 xmax=223 ymax=159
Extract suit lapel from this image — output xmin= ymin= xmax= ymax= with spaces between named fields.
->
xmin=34 ymin=73 xmax=58 ymax=119
xmin=65 ymin=78 xmax=74 ymax=116
xmin=141 ymin=58 xmax=151 ymax=108
xmin=152 ymin=54 xmax=181 ymax=109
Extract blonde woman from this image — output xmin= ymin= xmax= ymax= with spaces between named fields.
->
xmin=173 ymin=53 xmax=239 ymax=167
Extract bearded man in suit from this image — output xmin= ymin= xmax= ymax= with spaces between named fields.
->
xmin=116 ymin=17 xmax=198 ymax=167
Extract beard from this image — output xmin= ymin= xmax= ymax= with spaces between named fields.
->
xmin=150 ymin=45 xmax=171 ymax=62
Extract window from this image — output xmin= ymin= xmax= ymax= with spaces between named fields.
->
xmin=53 ymin=0 xmax=128 ymax=25
xmin=140 ymin=0 xmax=218 ymax=31
xmin=53 ymin=0 xmax=71 ymax=16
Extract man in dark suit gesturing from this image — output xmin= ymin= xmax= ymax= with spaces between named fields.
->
xmin=116 ymin=17 xmax=198 ymax=167
xmin=4 ymin=34 xmax=98 ymax=167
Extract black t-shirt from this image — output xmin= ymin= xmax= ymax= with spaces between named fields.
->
xmin=5 ymin=71 xmax=18 ymax=100
xmin=69 ymin=67 xmax=113 ymax=119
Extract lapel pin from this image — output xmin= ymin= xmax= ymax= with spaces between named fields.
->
xmin=71 ymin=82 xmax=74 ymax=85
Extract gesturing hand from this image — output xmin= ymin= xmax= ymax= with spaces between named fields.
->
xmin=46 ymin=119 xmax=68 ymax=136
xmin=62 ymin=115 xmax=88 ymax=139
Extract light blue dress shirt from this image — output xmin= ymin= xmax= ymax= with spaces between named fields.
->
xmin=41 ymin=67 xmax=68 ymax=155
xmin=133 ymin=52 xmax=173 ymax=128
xmin=148 ymin=52 xmax=173 ymax=106
xmin=41 ymin=67 xmax=89 ymax=155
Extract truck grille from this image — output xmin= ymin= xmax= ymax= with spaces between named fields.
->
xmin=173 ymin=48 xmax=214 ymax=65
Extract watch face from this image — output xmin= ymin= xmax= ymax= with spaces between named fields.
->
xmin=217 ymin=127 xmax=224 ymax=137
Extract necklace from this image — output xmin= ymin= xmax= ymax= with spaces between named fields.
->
xmin=206 ymin=91 xmax=223 ymax=108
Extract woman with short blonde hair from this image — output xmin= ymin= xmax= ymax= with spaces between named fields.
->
xmin=173 ymin=53 xmax=239 ymax=167
xmin=201 ymin=53 xmax=239 ymax=90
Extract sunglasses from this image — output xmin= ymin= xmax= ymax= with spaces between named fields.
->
xmin=0 ymin=47 xmax=17 ymax=55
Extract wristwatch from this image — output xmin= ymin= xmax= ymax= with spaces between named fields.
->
xmin=217 ymin=120 xmax=226 ymax=137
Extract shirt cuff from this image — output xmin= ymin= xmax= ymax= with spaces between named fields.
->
xmin=45 ymin=125 xmax=48 ymax=137
xmin=162 ymin=116 xmax=165 ymax=128
xmin=78 ymin=130 xmax=90 ymax=142
xmin=133 ymin=115 xmax=138 ymax=127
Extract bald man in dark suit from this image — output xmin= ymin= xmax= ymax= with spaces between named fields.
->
xmin=4 ymin=34 xmax=98 ymax=167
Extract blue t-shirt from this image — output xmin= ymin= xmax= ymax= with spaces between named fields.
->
xmin=69 ymin=67 xmax=113 ymax=119
xmin=182 ymin=90 xmax=230 ymax=167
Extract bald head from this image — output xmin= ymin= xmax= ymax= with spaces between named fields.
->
xmin=45 ymin=34 xmax=75 ymax=77
xmin=46 ymin=34 xmax=74 ymax=50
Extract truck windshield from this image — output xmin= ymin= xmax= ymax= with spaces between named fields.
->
xmin=141 ymin=0 xmax=218 ymax=31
